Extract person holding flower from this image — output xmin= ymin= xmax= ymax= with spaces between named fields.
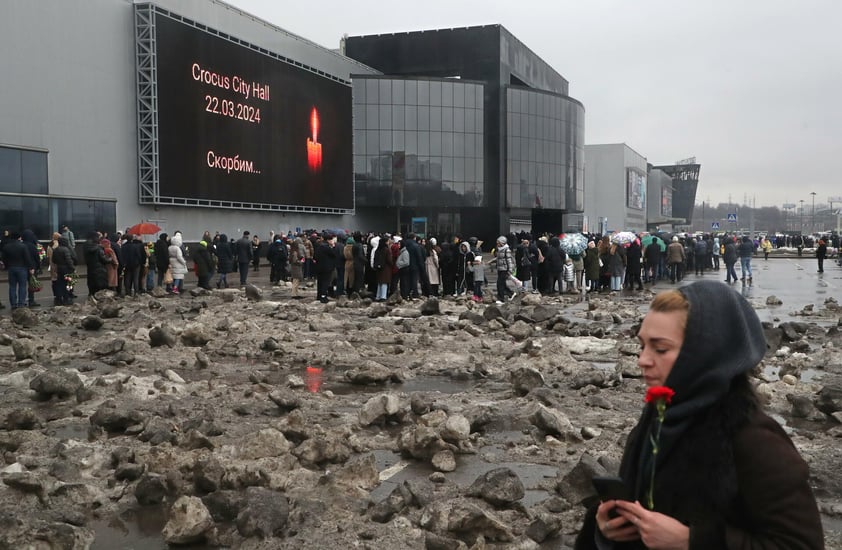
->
xmin=575 ymin=280 xmax=823 ymax=549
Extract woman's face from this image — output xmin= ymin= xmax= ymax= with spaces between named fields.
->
xmin=637 ymin=310 xmax=685 ymax=387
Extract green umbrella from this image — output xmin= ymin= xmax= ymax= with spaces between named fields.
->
xmin=641 ymin=235 xmax=654 ymax=247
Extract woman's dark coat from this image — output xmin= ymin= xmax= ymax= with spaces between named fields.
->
xmin=84 ymin=241 xmax=110 ymax=292
xmin=155 ymin=234 xmax=170 ymax=272
xmin=215 ymin=234 xmax=234 ymax=274
xmin=375 ymin=244 xmax=394 ymax=285
xmin=193 ymin=244 xmax=214 ymax=278
xmin=583 ymin=246 xmax=600 ymax=281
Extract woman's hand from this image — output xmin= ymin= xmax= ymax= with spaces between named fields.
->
xmin=614 ymin=500 xmax=690 ymax=550
xmin=595 ymin=500 xmax=639 ymax=543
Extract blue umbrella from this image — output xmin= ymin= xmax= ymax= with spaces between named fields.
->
xmin=560 ymin=233 xmax=588 ymax=256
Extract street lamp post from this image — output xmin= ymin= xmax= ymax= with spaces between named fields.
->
xmin=810 ymin=191 xmax=816 ymax=235
xmin=799 ymin=200 xmax=805 ymax=234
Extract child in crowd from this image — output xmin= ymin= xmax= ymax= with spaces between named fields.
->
xmin=563 ymin=257 xmax=576 ymax=293
xmin=471 ymin=256 xmax=485 ymax=303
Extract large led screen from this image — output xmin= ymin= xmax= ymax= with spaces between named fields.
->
xmin=154 ymin=13 xmax=352 ymax=209
xmin=626 ymin=169 xmax=646 ymax=210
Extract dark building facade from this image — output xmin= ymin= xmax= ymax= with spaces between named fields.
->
xmin=345 ymin=25 xmax=584 ymax=241
xmin=651 ymin=162 xmax=701 ymax=225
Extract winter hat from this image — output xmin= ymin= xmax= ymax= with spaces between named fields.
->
xmin=497 ymin=236 xmax=507 ymax=245
xmin=429 ymin=238 xmax=437 ymax=246
xmin=346 ymin=237 xmax=355 ymax=245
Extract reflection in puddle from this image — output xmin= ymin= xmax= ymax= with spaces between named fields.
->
xmin=51 ymin=423 xmax=90 ymax=441
xmin=304 ymin=366 xmax=323 ymax=393
xmin=90 ymin=506 xmax=168 ymax=550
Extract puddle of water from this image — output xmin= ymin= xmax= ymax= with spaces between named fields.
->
xmin=50 ymin=423 xmax=90 ymax=441
xmin=591 ymin=362 xmax=617 ymax=371
xmin=317 ymin=373 xmax=478 ymax=396
xmin=761 ymin=365 xmax=824 ymax=382
xmin=89 ymin=506 xmax=169 ymax=550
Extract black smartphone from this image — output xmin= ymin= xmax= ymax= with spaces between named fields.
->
xmin=591 ymin=476 xmax=632 ymax=501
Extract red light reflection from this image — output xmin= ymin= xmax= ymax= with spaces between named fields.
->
xmin=305 ymin=365 xmax=323 ymax=393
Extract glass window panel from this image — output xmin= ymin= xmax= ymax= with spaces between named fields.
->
xmin=430 ymin=132 xmax=442 ymax=156
xmin=366 ymin=105 xmax=379 ymax=128
xmin=392 ymin=79 xmax=404 ymax=104
xmin=476 ymin=158 xmax=483 ymax=182
xmin=392 ymin=105 xmax=405 ymax=130
xmin=353 ymin=81 xmax=365 ymax=104
xmin=393 ymin=129 xmax=405 ymax=151
xmin=354 ymin=155 xmax=367 ymax=174
xmin=475 ymin=111 xmax=483 ymax=134
xmin=476 ymin=86 xmax=483 ymax=109
xmin=466 ymin=155 xmax=475 ymax=181
xmin=405 ymin=80 xmax=417 ymax=104
xmin=476 ymin=133 xmax=483 ymax=158
xmin=366 ymin=130 xmax=380 ymax=154
xmin=405 ymin=105 xmax=417 ymax=130
xmin=453 ymin=158 xmax=465 ymax=183
xmin=465 ymin=85 xmax=475 ymax=108
xmin=365 ymin=79 xmax=379 ymax=104
xmin=417 ymin=131 xmax=430 ymax=156
xmin=453 ymin=85 xmax=465 ymax=108
xmin=418 ymin=106 xmax=430 ymax=131
xmin=0 ymin=194 xmax=22 ymax=229
xmin=429 ymin=80 xmax=441 ymax=105
xmin=379 ymin=104 xmax=392 ymax=128
xmin=430 ymin=106 xmax=442 ymax=131
xmin=354 ymin=129 xmax=366 ymax=155
xmin=466 ymin=109 xmax=476 ymax=135
xmin=442 ymin=157 xmax=453 ymax=181
xmin=465 ymin=133 xmax=476 ymax=158
xmin=417 ymin=80 xmax=429 ymax=105
xmin=442 ymin=132 xmax=454 ymax=156
xmin=380 ymin=130 xmax=392 ymax=152
xmin=406 ymin=155 xmax=418 ymax=180
xmin=454 ymin=133 xmax=465 ymax=157
xmin=442 ymin=107 xmax=453 ymax=131
xmin=353 ymin=103 xmax=366 ymax=129
xmin=430 ymin=160 xmax=442 ymax=181
xmin=368 ymin=155 xmax=380 ymax=180
xmin=453 ymin=108 xmax=465 ymax=133
xmin=0 ymin=147 xmax=22 ymax=193
xmin=441 ymin=82 xmax=453 ymax=107
xmin=379 ymin=79 xmax=392 ymax=104
xmin=405 ymin=131 xmax=417 ymax=153
xmin=529 ymin=92 xmax=538 ymax=115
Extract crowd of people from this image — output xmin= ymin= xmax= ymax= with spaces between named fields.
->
xmin=1 ymin=226 xmax=838 ymax=310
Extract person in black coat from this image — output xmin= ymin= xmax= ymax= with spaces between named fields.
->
xmin=544 ymin=237 xmax=565 ymax=294
xmin=266 ymin=237 xmax=288 ymax=285
xmin=625 ymin=240 xmax=644 ymax=290
xmin=214 ymin=234 xmax=233 ymax=288
xmin=84 ymin=232 xmax=111 ymax=297
xmin=236 ymin=231 xmax=253 ymax=285
xmin=122 ymin=235 xmax=145 ymax=297
xmin=155 ymin=234 xmax=170 ymax=289
xmin=193 ymin=240 xmax=215 ymax=290
xmin=723 ymin=236 xmax=739 ymax=284
xmin=439 ymin=242 xmax=457 ymax=297
xmin=52 ymin=237 xmax=76 ymax=305
xmin=644 ymin=237 xmax=662 ymax=284
xmin=816 ymin=239 xmax=827 ymax=273
xmin=2 ymin=232 xmax=36 ymax=309
xmin=313 ymin=235 xmax=339 ymax=303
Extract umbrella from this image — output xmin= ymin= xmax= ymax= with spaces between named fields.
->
xmin=559 ymin=233 xmax=588 ymax=256
xmin=126 ymin=222 xmax=162 ymax=236
xmin=640 ymin=234 xmax=654 ymax=248
xmin=610 ymin=231 xmax=637 ymax=245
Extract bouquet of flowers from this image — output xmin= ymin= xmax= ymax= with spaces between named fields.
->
xmin=64 ymin=272 xmax=79 ymax=293
xmin=644 ymin=385 xmax=675 ymax=509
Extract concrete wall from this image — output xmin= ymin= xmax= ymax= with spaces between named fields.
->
xmin=583 ymin=144 xmax=648 ymax=233
xmin=0 ymin=0 xmax=377 ymax=241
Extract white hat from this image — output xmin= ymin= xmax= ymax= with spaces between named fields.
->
xmin=429 ymin=237 xmax=437 ymax=246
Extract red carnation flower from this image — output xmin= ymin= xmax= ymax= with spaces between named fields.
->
xmin=645 ymin=386 xmax=675 ymax=405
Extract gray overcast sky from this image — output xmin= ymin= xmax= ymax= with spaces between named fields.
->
xmin=226 ymin=0 xmax=842 ymax=210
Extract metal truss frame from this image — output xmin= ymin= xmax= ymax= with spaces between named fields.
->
xmin=133 ymin=3 xmax=353 ymax=215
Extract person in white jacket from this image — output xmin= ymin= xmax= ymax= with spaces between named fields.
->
xmin=168 ymin=234 xmax=188 ymax=294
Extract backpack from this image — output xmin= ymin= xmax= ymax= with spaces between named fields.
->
xmin=396 ymin=247 xmax=410 ymax=269
xmin=520 ymin=252 xmax=532 ymax=268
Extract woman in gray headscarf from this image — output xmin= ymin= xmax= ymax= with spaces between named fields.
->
xmin=576 ymin=280 xmax=823 ymax=549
